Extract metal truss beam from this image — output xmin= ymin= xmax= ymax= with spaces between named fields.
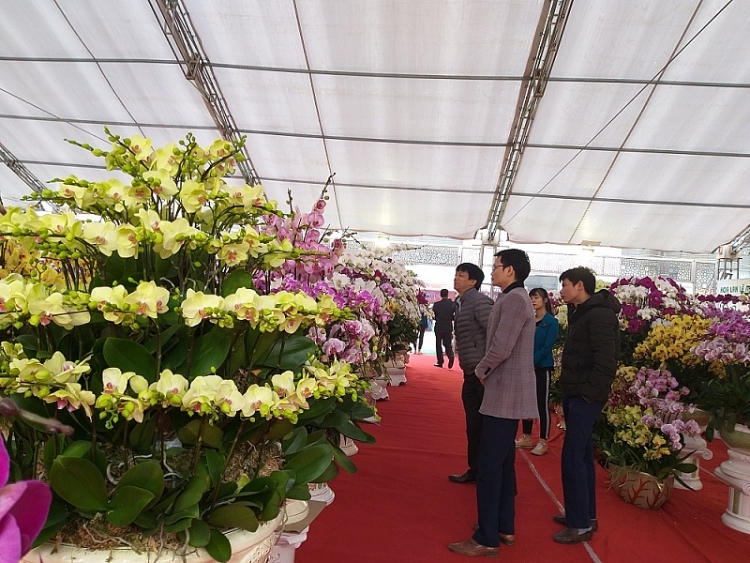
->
xmin=149 ymin=0 xmax=260 ymax=185
xmin=0 ymin=141 xmax=47 ymax=195
xmin=485 ymin=0 xmax=574 ymax=241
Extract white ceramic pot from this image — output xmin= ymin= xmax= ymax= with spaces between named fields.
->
xmin=22 ymin=513 xmax=283 ymax=563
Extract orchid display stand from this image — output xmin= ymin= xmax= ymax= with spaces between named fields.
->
xmin=23 ymin=513 xmax=284 ymax=563
xmin=268 ymin=500 xmax=310 ymax=563
xmin=369 ymin=378 xmax=390 ymax=401
xmin=714 ymin=424 xmax=750 ymax=534
xmin=309 ymin=482 xmax=336 ymax=505
xmin=386 ymin=353 xmax=408 ymax=386
xmin=675 ymin=411 xmax=713 ymax=491
xmin=339 ymin=435 xmax=359 ymax=456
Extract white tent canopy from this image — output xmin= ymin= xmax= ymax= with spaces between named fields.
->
xmin=1 ymin=0 xmax=748 ymax=253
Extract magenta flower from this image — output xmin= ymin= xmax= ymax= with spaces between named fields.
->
xmin=0 ymin=439 xmax=52 ymax=562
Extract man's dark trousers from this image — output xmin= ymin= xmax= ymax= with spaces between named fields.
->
xmin=435 ymin=331 xmax=454 ymax=366
xmin=461 ymin=373 xmax=484 ymax=476
xmin=561 ymin=395 xmax=604 ymax=529
xmin=473 ymin=415 xmax=517 ymax=547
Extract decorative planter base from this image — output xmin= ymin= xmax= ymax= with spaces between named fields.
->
xmin=610 ymin=466 xmax=674 ymax=510
xmin=308 ymin=483 xmax=335 ymax=505
xmin=23 ymin=513 xmax=283 ymax=563
xmin=369 ymin=378 xmax=390 ymax=401
xmin=339 ymin=435 xmax=359 ymax=456
xmin=715 ymin=424 xmax=750 ymax=534
xmin=386 ymin=366 xmax=407 ymax=386
xmin=675 ymin=433 xmax=713 ymax=491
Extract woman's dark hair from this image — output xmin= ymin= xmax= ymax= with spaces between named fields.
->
xmin=529 ymin=287 xmax=553 ymax=315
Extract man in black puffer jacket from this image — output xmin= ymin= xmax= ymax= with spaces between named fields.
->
xmin=552 ymin=267 xmax=621 ymax=545
xmin=448 ymin=263 xmax=494 ymax=484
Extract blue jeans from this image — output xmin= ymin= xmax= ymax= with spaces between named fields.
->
xmin=561 ymin=396 xmax=604 ymax=529
xmin=473 ymin=416 xmax=517 ymax=547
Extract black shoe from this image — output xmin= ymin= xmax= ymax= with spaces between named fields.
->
xmin=448 ymin=357 xmax=455 ymax=369
xmin=434 ymin=363 xmax=443 ymax=367
xmin=448 ymin=471 xmax=476 ymax=484
xmin=553 ymin=527 xmax=593 ymax=544
xmin=552 ymin=514 xmax=598 ymax=531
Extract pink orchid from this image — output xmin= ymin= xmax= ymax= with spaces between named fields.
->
xmin=0 ymin=439 xmax=51 ymax=563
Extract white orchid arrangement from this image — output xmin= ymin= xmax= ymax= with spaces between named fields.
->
xmin=0 ymin=131 xmax=374 ymax=561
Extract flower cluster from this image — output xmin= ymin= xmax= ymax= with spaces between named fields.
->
xmin=0 ymin=131 xmax=379 ymax=559
xmin=634 ymin=314 xmax=712 ymax=366
xmin=601 ymin=367 xmax=699 ymax=480
xmin=609 ymin=276 xmax=693 ymax=335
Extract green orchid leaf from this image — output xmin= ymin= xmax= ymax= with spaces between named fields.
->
xmin=267 ymin=418 xmax=294 ymax=441
xmin=226 ymin=336 xmax=246 ymax=380
xmin=296 ymin=397 xmax=337 ymax=422
xmin=164 ymin=503 xmax=200 ymax=525
xmin=268 ymin=470 xmax=291 ymax=496
xmin=171 ymin=465 xmax=211 ymax=514
xmin=204 ymin=529 xmax=232 ymax=563
xmin=177 ymin=419 xmax=224 ymax=449
xmin=60 ymin=440 xmax=92 ymax=458
xmin=245 ymin=328 xmax=278 ymax=366
xmin=332 ymin=444 xmax=358 ymax=474
xmin=107 ymin=486 xmax=155 ymax=527
xmin=129 ymin=414 xmax=159 ymax=455
xmin=164 ymin=517 xmax=195 ymax=533
xmin=144 ymin=322 xmax=182 ymax=354
xmin=260 ymin=334 xmax=316 ymax=370
xmin=117 ymin=461 xmax=164 ymax=508
xmin=204 ymin=449 xmax=225 ymax=487
xmin=207 ymin=504 xmax=260 ymax=532
xmin=33 ymin=498 xmax=68 ymax=547
xmin=258 ymin=490 xmax=281 ymax=521
xmin=221 ymin=270 xmax=255 ymax=297
xmin=50 ymin=457 xmax=108 ymax=512
xmin=310 ymin=460 xmax=340 ymax=483
xmin=43 ymin=434 xmax=65 ymax=473
xmin=103 ymin=337 xmax=157 ymax=382
xmin=162 ymin=329 xmax=190 ymax=370
xmin=187 ymin=328 xmax=232 ymax=378
xmin=134 ymin=511 xmax=158 ymax=530
xmin=187 ymin=518 xmax=212 ymax=548
xmin=284 ymin=443 xmax=335 ymax=485
xmin=284 ymin=482 xmax=312 ymax=501
xmin=281 ymin=427 xmax=309 ymax=456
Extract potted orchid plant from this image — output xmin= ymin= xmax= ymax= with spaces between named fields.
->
xmin=0 ymin=130 xmax=374 ymax=562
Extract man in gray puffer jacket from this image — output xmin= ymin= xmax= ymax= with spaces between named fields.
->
xmin=448 ymin=262 xmax=495 ymax=484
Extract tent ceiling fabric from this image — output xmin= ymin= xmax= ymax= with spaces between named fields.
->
xmin=0 ymin=0 xmax=747 ymax=253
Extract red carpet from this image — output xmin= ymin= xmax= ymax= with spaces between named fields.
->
xmin=297 ymin=354 xmax=748 ymax=562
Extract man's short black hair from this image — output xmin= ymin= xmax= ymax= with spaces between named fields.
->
xmin=559 ymin=266 xmax=596 ymax=295
xmin=456 ymin=262 xmax=485 ymax=289
xmin=440 ymin=288 xmax=449 ymax=298
xmin=495 ymin=249 xmax=531 ymax=282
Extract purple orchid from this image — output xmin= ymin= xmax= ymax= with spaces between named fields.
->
xmin=0 ymin=439 xmax=52 ymax=563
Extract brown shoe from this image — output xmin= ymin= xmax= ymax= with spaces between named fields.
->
xmin=552 ymin=514 xmax=598 ymax=531
xmin=447 ymin=538 xmax=499 ymax=557
xmin=470 ymin=524 xmax=515 ymax=545
xmin=553 ymin=527 xmax=593 ymax=544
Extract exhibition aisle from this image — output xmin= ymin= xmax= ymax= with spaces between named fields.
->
xmin=297 ymin=354 xmax=746 ymax=563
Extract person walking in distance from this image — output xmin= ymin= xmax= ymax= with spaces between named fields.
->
xmin=448 ymin=249 xmax=538 ymax=557
xmin=432 ymin=289 xmax=456 ymax=368
xmin=448 ymin=263 xmax=494 ymax=484
xmin=515 ymin=288 xmax=559 ymax=456
xmin=552 ymin=267 xmax=620 ymax=545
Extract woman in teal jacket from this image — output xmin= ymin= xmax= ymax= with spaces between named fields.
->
xmin=515 ymin=288 xmax=559 ymax=455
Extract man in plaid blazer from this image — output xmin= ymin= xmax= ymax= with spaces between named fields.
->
xmin=448 ymin=249 xmax=538 ymax=557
